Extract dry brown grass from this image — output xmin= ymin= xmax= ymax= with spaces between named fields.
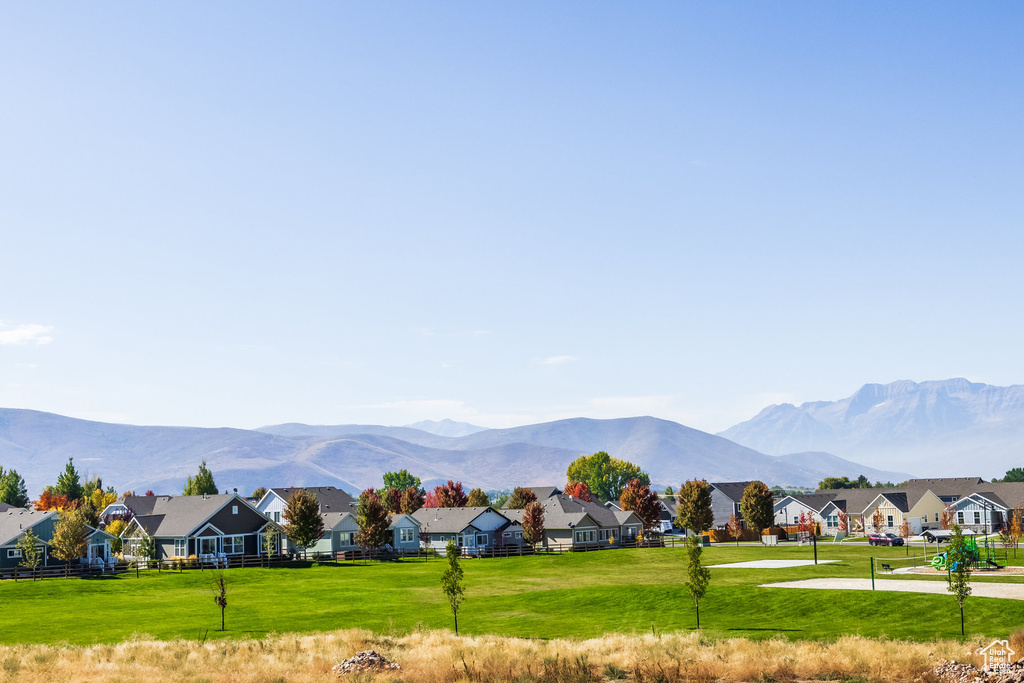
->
xmin=0 ymin=629 xmax=983 ymax=683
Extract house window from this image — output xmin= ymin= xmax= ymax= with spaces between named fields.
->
xmin=935 ymin=513 xmax=940 ymax=522
xmin=476 ymin=534 xmax=488 ymax=546
xmin=887 ymin=515 xmax=893 ymax=527
xmin=400 ymin=528 xmax=414 ymax=543
xmin=7 ymin=549 xmax=22 ymax=559
xmin=974 ymin=511 xmax=982 ymax=525
xmin=515 ymin=531 xmax=523 ymax=539
xmin=174 ymin=539 xmax=187 ymax=557
xmin=793 ymin=516 xmax=799 ymax=524
xmin=223 ymin=536 xmax=244 ymax=554
xmin=338 ymin=532 xmax=354 ymax=546
xmin=502 ymin=531 xmax=511 ymax=539
xmin=199 ymin=537 xmax=218 ymax=555
xmin=957 ymin=512 xmax=965 ymax=525
xmin=232 ymin=506 xmax=238 ymax=515
xmin=273 ymin=511 xmax=281 ymax=523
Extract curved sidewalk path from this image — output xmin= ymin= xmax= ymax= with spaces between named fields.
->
xmin=761 ymin=578 xmax=1024 ymax=599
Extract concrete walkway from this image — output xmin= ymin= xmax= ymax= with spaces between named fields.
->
xmin=761 ymin=578 xmax=1024 ymax=599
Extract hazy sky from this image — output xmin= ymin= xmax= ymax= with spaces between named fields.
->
xmin=2 ymin=3 xmax=1022 ymax=432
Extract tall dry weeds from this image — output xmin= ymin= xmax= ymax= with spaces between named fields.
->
xmin=0 ymin=629 xmax=980 ymax=683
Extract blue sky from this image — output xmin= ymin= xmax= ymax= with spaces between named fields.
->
xmin=1 ymin=3 xmax=1022 ymax=432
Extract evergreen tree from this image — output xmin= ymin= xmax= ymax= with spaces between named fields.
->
xmin=283 ymin=489 xmax=324 ymax=551
xmin=54 ymin=458 xmax=83 ymax=502
xmin=183 ymin=461 xmax=218 ymax=496
xmin=0 ymin=467 xmax=29 ymax=508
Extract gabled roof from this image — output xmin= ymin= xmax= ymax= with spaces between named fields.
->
xmin=861 ymin=491 xmax=909 ymax=514
xmin=952 ymin=491 xmax=1008 ymax=510
xmin=411 ymin=506 xmax=509 ymax=534
xmin=321 ymin=511 xmax=354 ymax=530
xmin=388 ymin=513 xmax=420 ymax=529
xmin=267 ymin=487 xmax=357 ymax=514
xmin=776 ymin=494 xmax=837 ymax=514
xmin=500 ymin=486 xmax=562 ymax=509
xmin=815 ymin=488 xmax=900 ymax=515
xmin=0 ymin=509 xmax=57 ymax=546
xmin=905 ymin=477 xmax=984 ymax=489
xmin=507 ymin=494 xmax=630 ymax=531
xmin=710 ymin=482 xmax=753 ymax=502
xmin=129 ymin=494 xmax=261 ymax=537
xmin=0 ymin=502 xmax=17 ymax=513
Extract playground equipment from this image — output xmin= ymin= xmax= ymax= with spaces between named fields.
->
xmin=929 ymin=534 xmax=1004 ymax=571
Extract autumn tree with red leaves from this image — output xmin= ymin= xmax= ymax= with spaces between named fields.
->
xmin=432 ymin=481 xmax=468 ymax=508
xmin=563 ymin=482 xmax=593 ymax=502
xmin=35 ymin=491 xmax=71 ymax=511
xmin=401 ymin=487 xmax=425 ymax=514
xmin=522 ymin=501 xmax=545 ymax=549
xmin=381 ymin=487 xmax=403 ymax=514
xmin=619 ymin=479 xmax=661 ymax=535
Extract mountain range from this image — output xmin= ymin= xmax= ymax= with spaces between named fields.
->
xmin=719 ymin=378 xmax=1024 ymax=477
xmin=0 ymin=408 xmax=908 ymax=498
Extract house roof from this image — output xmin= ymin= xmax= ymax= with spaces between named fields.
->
xmin=784 ymin=494 xmax=838 ymax=513
xmin=500 ymin=486 xmax=562 ymax=509
xmin=130 ymin=494 xmax=263 ymax=538
xmin=953 ymin=491 xmax=1009 ymax=510
xmin=875 ymin=492 xmax=910 ymax=513
xmin=388 ymin=513 xmax=420 ymax=529
xmin=269 ymin=487 xmax=357 ymax=514
xmin=817 ymin=488 xmax=899 ymax=515
xmin=0 ymin=509 xmax=57 ymax=546
xmin=905 ymin=477 xmax=985 ymax=489
xmin=543 ymin=494 xmax=633 ymax=530
xmin=411 ymin=506 xmax=509 ymax=534
xmin=710 ymin=482 xmax=753 ymax=502
xmin=0 ymin=502 xmax=15 ymax=513
xmin=321 ymin=511 xmax=354 ymax=530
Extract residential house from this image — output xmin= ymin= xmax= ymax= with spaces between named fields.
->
xmin=506 ymin=494 xmax=643 ymax=549
xmin=255 ymin=487 xmax=357 ymax=524
xmin=860 ymin=492 xmax=910 ymax=534
xmin=121 ymin=494 xmax=277 ymax=561
xmin=500 ymin=486 xmax=561 ymax=509
xmin=411 ymin=506 xmax=511 ymax=555
xmin=950 ymin=492 xmax=1006 ymax=533
xmin=709 ymin=482 xmax=752 ymax=529
xmin=1 ymin=509 xmax=115 ymax=571
xmin=389 ymin=513 xmax=421 ymax=550
xmin=773 ymin=494 xmax=837 ymax=529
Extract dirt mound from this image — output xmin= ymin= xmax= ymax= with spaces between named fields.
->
xmin=333 ymin=650 xmax=402 ymax=675
xmin=935 ymin=659 xmax=1024 ymax=682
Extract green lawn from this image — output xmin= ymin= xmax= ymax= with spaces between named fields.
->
xmin=2 ymin=541 xmax=1023 ymax=645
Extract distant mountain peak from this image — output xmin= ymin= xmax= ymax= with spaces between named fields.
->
xmin=404 ymin=419 xmax=487 ymax=438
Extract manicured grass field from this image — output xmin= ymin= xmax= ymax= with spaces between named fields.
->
xmin=3 ymin=541 xmax=1024 ymax=645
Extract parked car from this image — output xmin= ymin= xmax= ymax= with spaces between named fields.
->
xmin=868 ymin=533 xmax=904 ymax=546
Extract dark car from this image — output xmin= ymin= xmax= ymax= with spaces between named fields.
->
xmin=884 ymin=532 xmax=905 ymax=546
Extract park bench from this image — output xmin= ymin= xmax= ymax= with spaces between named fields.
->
xmin=879 ymin=563 xmax=893 ymax=573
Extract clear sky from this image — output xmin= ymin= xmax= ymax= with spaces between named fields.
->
xmin=1 ymin=3 xmax=1022 ymax=432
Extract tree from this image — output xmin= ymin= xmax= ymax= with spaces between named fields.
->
xmin=899 ymin=518 xmax=911 ymax=555
xmin=0 ymin=468 xmax=29 ymax=508
xmin=566 ymin=451 xmax=649 ymax=502
xmin=676 ymin=479 xmax=714 ymax=534
xmin=740 ymin=481 xmax=773 ymax=536
xmin=797 ymin=511 xmax=813 ymax=536
xmin=54 ymin=458 xmax=83 ymax=502
xmin=941 ymin=503 xmax=955 ymax=530
xmin=684 ymin=535 xmax=711 ymax=629
xmin=381 ymin=487 xmax=404 ymax=513
xmin=1011 ymin=505 xmax=1023 ymax=558
xmin=563 ymin=482 xmax=593 ymax=502
xmin=261 ymin=524 xmax=279 ymax=566
xmin=383 ymin=469 xmax=422 ymax=493
xmin=183 ymin=461 xmax=218 ymax=496
xmin=620 ymin=479 xmax=661 ymax=535
xmin=522 ymin=501 xmax=545 ymax=549
xmin=871 ymin=507 xmax=884 ymax=534
xmin=466 ymin=488 xmax=489 ymax=507
xmin=282 ymin=489 xmax=324 ymax=552
xmin=946 ymin=524 xmax=973 ymax=636
xmin=440 ymin=540 xmax=465 ymax=635
xmin=213 ymin=575 xmax=228 ymax=631
xmin=663 ymin=485 xmax=674 ymax=499
xmin=727 ymin=513 xmax=743 ymax=546
xmin=51 ymin=507 xmax=89 ymax=575
xmin=355 ymin=488 xmax=390 ymax=553
xmin=1002 ymin=468 xmax=1024 ymax=483
xmin=424 ymin=490 xmax=439 ymax=508
xmin=251 ymin=487 xmax=268 ymax=500
xmin=90 ymin=488 xmax=117 ymax=512
xmin=16 ymin=529 xmax=42 ymax=579
xmin=838 ymin=511 xmax=848 ymax=533
xmin=856 ymin=475 xmax=871 ymax=488
xmin=34 ymin=491 xmax=71 ymax=511
xmin=506 ymin=487 xmax=539 ymax=509
xmin=818 ymin=476 xmax=856 ymax=490
xmin=106 ymin=518 xmax=127 ymax=554
xmin=401 ymin=487 xmax=426 ymax=514
xmin=432 ymin=481 xmax=468 ymax=508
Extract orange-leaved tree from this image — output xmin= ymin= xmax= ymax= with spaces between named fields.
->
xmin=619 ymin=479 xmax=661 ymax=538
xmin=564 ymin=481 xmax=593 ymax=502
xmin=727 ymin=513 xmax=743 ymax=546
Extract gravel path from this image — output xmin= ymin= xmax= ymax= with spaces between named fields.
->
xmin=761 ymin=578 xmax=1024 ymax=599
